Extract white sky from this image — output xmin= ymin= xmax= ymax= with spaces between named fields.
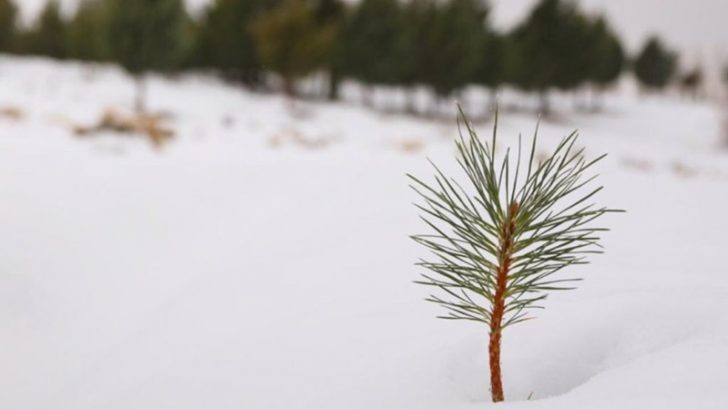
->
xmin=17 ymin=0 xmax=728 ymax=62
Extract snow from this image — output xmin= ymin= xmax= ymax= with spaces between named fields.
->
xmin=1 ymin=56 xmax=728 ymax=409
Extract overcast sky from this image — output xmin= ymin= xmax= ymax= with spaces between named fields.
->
xmin=18 ymin=0 xmax=728 ymax=62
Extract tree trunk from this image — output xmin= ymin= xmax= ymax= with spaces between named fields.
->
xmin=431 ymin=95 xmax=443 ymax=117
xmin=590 ymin=87 xmax=603 ymax=112
xmin=404 ymin=88 xmax=417 ymax=115
xmin=135 ymin=74 xmax=146 ymax=115
xmin=362 ymin=86 xmax=374 ymax=108
xmin=573 ymin=91 xmax=583 ymax=112
xmin=327 ymin=70 xmax=340 ymax=101
xmin=283 ymin=77 xmax=297 ymax=99
xmin=282 ymin=77 xmax=298 ymax=111
xmin=488 ymin=200 xmax=518 ymax=403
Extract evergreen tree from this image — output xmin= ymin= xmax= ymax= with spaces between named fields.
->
xmin=633 ymin=36 xmax=677 ymax=91
xmin=420 ymin=0 xmax=487 ymax=99
xmin=0 ymin=0 xmax=17 ymax=53
xmin=410 ymin=110 xmax=619 ymax=402
xmin=250 ymin=0 xmax=336 ymax=98
xmin=25 ymin=0 xmax=67 ymax=59
xmin=510 ymin=0 xmax=590 ymax=113
xmin=557 ymin=11 xmax=594 ymax=91
xmin=397 ymin=0 xmax=434 ymax=112
xmin=105 ymin=0 xmax=188 ymax=113
xmin=313 ymin=0 xmax=344 ymax=21
xmin=339 ymin=0 xmax=407 ymax=102
xmin=476 ymin=31 xmax=509 ymax=110
xmin=194 ymin=0 xmax=277 ymax=85
xmin=679 ymin=67 xmax=703 ymax=99
xmin=312 ymin=0 xmax=345 ymax=100
xmin=67 ymin=0 xmax=108 ymax=62
xmin=586 ymin=16 xmax=624 ymax=90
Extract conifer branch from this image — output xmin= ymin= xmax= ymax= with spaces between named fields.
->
xmin=410 ymin=108 xmax=621 ymax=402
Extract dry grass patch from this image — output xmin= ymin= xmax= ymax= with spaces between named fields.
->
xmin=395 ymin=137 xmax=425 ymax=154
xmin=0 ymin=106 xmax=25 ymax=121
xmin=73 ymin=109 xmax=175 ymax=148
xmin=268 ymin=128 xmax=337 ymax=149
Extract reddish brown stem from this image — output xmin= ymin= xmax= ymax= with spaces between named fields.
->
xmin=489 ymin=201 xmax=518 ymax=403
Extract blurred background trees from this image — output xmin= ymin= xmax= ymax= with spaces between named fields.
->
xmin=422 ymin=0 xmax=487 ymax=102
xmin=105 ymin=0 xmax=189 ymax=113
xmin=508 ymin=0 xmax=624 ymax=114
xmin=67 ymin=0 xmax=108 ymax=62
xmin=587 ymin=17 xmax=624 ymax=91
xmin=0 ymin=0 xmax=17 ymax=53
xmin=251 ymin=0 xmax=335 ymax=98
xmin=312 ymin=0 xmax=345 ymax=100
xmin=679 ymin=67 xmax=703 ymax=99
xmin=23 ymin=0 xmax=67 ymax=59
xmin=338 ymin=0 xmax=408 ymax=106
xmin=634 ymin=37 xmax=678 ymax=92
xmin=0 ymin=0 xmax=693 ymax=115
xmin=476 ymin=32 xmax=508 ymax=112
xmin=193 ymin=0 xmax=278 ymax=86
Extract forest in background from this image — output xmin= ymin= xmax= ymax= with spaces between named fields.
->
xmin=0 ymin=0 xmax=705 ymax=115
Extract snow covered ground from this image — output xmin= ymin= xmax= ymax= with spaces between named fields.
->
xmin=1 ymin=56 xmax=727 ymax=409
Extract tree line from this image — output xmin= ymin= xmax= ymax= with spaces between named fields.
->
xmin=0 ymin=0 xmax=690 ymax=114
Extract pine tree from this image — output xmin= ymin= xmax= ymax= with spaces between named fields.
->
xmin=25 ymin=0 xmax=67 ymax=59
xmin=510 ymin=0 xmax=590 ymax=113
xmin=312 ymin=0 xmax=345 ymax=100
xmin=586 ymin=16 xmax=624 ymax=90
xmin=476 ymin=32 xmax=509 ymax=111
xmin=555 ymin=10 xmax=594 ymax=91
xmin=193 ymin=0 xmax=278 ymax=85
xmin=420 ymin=0 xmax=487 ymax=99
xmin=0 ymin=0 xmax=17 ymax=53
xmin=410 ymin=110 xmax=619 ymax=402
xmin=633 ymin=36 xmax=677 ymax=92
xmin=339 ymin=0 xmax=407 ymax=103
xmin=105 ymin=0 xmax=188 ymax=113
xmin=250 ymin=0 xmax=336 ymax=98
xmin=398 ymin=0 xmax=433 ymax=112
xmin=67 ymin=0 xmax=108 ymax=62
xmin=679 ymin=67 xmax=703 ymax=99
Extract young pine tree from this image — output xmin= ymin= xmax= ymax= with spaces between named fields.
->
xmin=510 ymin=0 xmax=589 ymax=114
xmin=0 ymin=0 xmax=17 ymax=53
xmin=586 ymin=16 xmax=624 ymax=92
xmin=67 ymin=0 xmax=108 ymax=62
xmin=420 ymin=0 xmax=487 ymax=100
xmin=194 ymin=0 xmax=277 ymax=85
xmin=250 ymin=0 xmax=336 ymax=98
xmin=475 ymin=32 xmax=509 ymax=112
xmin=25 ymin=0 xmax=67 ymax=59
xmin=339 ymin=0 xmax=407 ymax=105
xmin=312 ymin=0 xmax=345 ymax=100
xmin=105 ymin=0 xmax=188 ymax=114
xmin=410 ymin=111 xmax=619 ymax=402
xmin=633 ymin=36 xmax=677 ymax=92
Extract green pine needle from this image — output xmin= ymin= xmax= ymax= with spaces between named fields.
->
xmin=409 ymin=108 xmax=622 ymax=329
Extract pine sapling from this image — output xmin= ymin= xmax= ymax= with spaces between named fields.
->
xmin=409 ymin=110 xmax=620 ymax=402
